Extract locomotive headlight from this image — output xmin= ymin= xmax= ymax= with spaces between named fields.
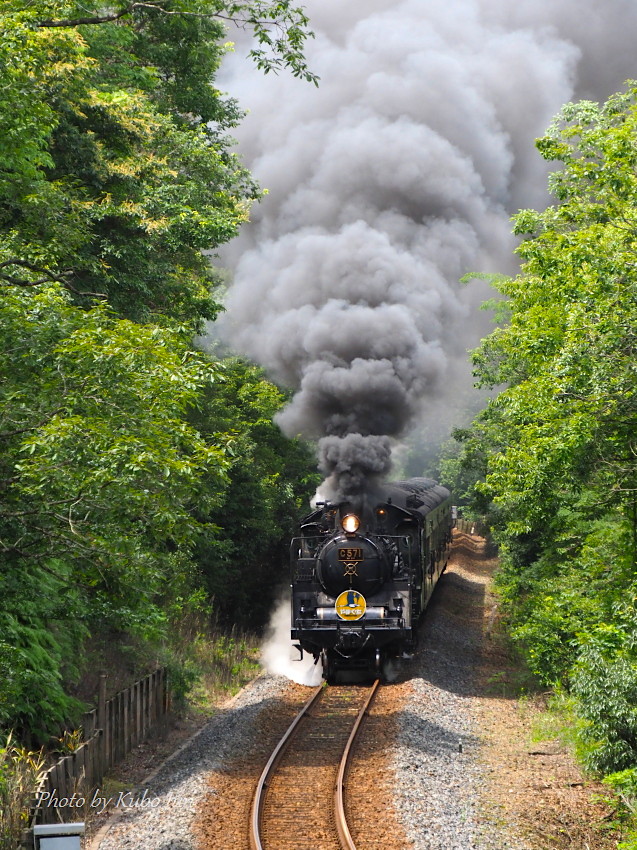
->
xmin=341 ymin=514 xmax=360 ymax=533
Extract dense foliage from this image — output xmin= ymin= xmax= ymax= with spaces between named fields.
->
xmin=191 ymin=357 xmax=320 ymax=626
xmin=0 ymin=1 xmax=318 ymax=741
xmin=1 ymin=1 xmax=315 ymax=326
xmin=445 ymin=85 xmax=637 ymax=785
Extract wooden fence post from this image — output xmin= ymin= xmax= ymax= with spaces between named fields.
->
xmin=123 ymin=687 xmax=129 ymax=758
xmin=97 ymin=672 xmax=107 ymax=772
xmin=31 ymin=667 xmax=170 ymax=831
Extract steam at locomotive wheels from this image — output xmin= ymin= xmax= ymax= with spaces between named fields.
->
xmin=291 ymin=478 xmax=453 ymax=682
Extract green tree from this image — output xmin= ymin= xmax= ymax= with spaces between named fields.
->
xmin=0 ymin=283 xmax=233 ymax=734
xmin=0 ymin=289 xmax=318 ymax=735
xmin=454 ymin=83 xmax=637 ymax=774
xmin=0 ymin=0 xmax=319 ymax=740
xmin=2 ymin=9 xmax=246 ymax=326
xmin=470 ymin=91 xmax=637 ymax=539
xmin=190 ymin=357 xmax=320 ymax=626
xmin=1 ymin=1 xmax=315 ymax=326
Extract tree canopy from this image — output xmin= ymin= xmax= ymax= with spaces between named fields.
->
xmin=446 ymin=84 xmax=637 ymax=777
xmin=472 ymin=91 xmax=637 ymax=537
xmin=1 ymin=2 xmax=316 ymax=323
xmin=0 ymin=1 xmax=319 ymax=739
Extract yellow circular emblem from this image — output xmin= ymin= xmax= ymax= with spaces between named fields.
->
xmin=335 ymin=590 xmax=366 ymax=621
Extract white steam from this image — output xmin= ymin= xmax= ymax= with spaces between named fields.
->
xmin=260 ymin=595 xmax=323 ymax=686
xmin=217 ymin=0 xmax=637 ymax=494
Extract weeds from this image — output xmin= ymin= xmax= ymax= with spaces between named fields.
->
xmin=56 ymin=729 xmax=84 ymax=754
xmin=165 ymin=611 xmax=260 ymax=715
xmin=0 ymin=613 xmax=260 ymax=848
xmin=528 ymin=688 xmax=580 ymax=750
xmin=189 ymin=624 xmax=260 ymax=711
xmin=602 ymin=769 xmax=637 ymax=849
xmin=0 ymin=733 xmax=45 ymax=850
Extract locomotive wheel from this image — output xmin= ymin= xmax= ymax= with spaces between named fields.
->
xmin=321 ymin=650 xmax=337 ymax=684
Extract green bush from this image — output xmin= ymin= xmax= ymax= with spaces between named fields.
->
xmin=572 ymin=633 xmax=637 ymax=773
xmin=603 ymin=769 xmax=637 ymax=849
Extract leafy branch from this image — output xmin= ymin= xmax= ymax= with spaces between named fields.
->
xmin=0 ymin=259 xmax=68 ymax=287
xmin=0 ymin=260 xmax=106 ymax=298
xmin=35 ymin=0 xmax=318 ymax=83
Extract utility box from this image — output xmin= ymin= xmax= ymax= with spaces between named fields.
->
xmin=33 ymin=823 xmax=84 ymax=850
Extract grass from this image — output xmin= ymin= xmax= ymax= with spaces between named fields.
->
xmin=165 ymin=612 xmax=262 ymax=716
xmin=188 ymin=626 xmax=261 ymax=712
xmin=527 ymin=688 xmax=580 ymax=750
xmin=0 ymin=733 xmax=45 ymax=850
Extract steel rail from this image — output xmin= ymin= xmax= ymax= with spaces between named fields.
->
xmin=249 ymin=684 xmax=323 ymax=850
xmin=334 ymin=679 xmax=380 ymax=850
xmin=249 ymin=680 xmax=380 ymax=850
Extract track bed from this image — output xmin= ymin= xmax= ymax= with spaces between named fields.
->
xmin=251 ymin=683 xmax=379 ymax=850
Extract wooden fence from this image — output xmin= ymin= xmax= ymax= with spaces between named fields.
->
xmin=27 ymin=668 xmax=170 ymax=836
xmin=455 ymin=517 xmax=488 ymax=536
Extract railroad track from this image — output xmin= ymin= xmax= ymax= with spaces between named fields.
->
xmin=249 ymin=680 xmax=380 ymax=850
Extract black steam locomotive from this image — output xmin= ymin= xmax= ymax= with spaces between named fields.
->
xmin=290 ymin=478 xmax=453 ymax=681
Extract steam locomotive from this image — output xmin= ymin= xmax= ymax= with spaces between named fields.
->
xmin=290 ymin=478 xmax=453 ymax=682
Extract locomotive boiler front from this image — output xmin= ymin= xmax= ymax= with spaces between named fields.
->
xmin=316 ymin=533 xmax=392 ymax=598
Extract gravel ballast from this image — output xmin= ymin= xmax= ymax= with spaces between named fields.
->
xmin=88 ymin=534 xmax=529 ymax=850
xmin=392 ymin=538 xmax=527 ymax=850
xmin=89 ymin=674 xmax=293 ymax=850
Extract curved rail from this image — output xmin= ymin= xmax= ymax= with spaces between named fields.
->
xmin=334 ymin=679 xmax=380 ymax=850
xmin=249 ymin=681 xmax=379 ymax=850
xmin=249 ymin=684 xmax=323 ymax=850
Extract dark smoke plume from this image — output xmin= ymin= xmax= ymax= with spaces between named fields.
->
xmin=217 ymin=0 xmax=637 ymax=501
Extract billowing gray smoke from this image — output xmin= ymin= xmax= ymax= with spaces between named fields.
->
xmin=217 ymin=0 xmax=637 ymax=501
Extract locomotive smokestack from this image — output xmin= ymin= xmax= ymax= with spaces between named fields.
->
xmin=217 ymin=0 xmax=637 ymax=499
